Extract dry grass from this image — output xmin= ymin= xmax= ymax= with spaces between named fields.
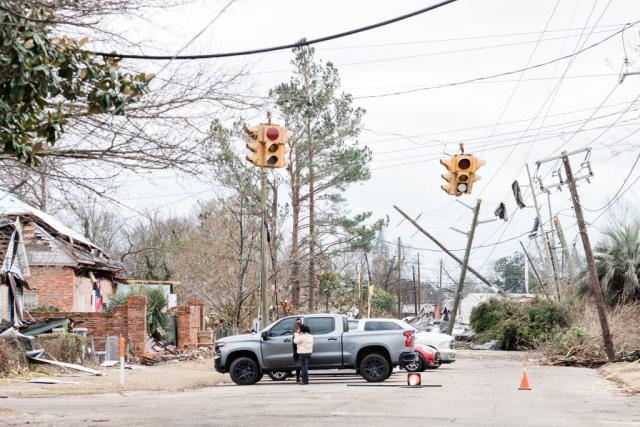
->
xmin=537 ymin=302 xmax=640 ymax=364
xmin=0 ymin=337 xmax=29 ymax=377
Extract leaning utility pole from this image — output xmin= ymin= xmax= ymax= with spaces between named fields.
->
xmin=394 ymin=205 xmax=507 ymax=296
xmin=260 ymin=170 xmax=269 ymax=327
xmin=447 ymin=199 xmax=481 ymax=336
xmin=561 ymin=153 xmax=615 ymax=362
xmin=536 ymin=148 xmax=615 ymax=362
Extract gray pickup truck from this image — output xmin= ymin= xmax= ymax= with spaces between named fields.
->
xmin=214 ymin=313 xmax=416 ymax=385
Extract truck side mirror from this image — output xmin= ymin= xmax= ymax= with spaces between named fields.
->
xmin=261 ymin=331 xmax=269 ymax=341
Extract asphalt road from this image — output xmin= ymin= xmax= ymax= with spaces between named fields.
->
xmin=1 ymin=357 xmax=639 ymax=426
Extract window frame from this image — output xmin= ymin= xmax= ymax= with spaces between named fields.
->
xmin=304 ymin=317 xmax=335 ymax=335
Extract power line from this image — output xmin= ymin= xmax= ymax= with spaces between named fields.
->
xmin=88 ymin=0 xmax=460 ymax=60
xmin=583 ymin=151 xmax=640 ymax=213
xmin=353 ymin=21 xmax=639 ymax=99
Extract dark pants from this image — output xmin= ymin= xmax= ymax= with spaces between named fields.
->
xmin=299 ymin=353 xmax=311 ymax=384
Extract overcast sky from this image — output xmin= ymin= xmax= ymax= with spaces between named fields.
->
xmin=91 ymin=0 xmax=640 ymax=288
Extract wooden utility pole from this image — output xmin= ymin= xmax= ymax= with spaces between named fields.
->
xmin=260 ymin=169 xmax=269 ymax=326
xmin=526 ymin=164 xmax=560 ymax=297
xmin=519 ymin=241 xmax=549 ymax=298
xmin=447 ymin=199 xmax=481 ymax=335
xmin=393 ymin=205 xmax=507 ymax=296
xmin=412 ymin=266 xmax=418 ymax=315
xmin=554 ymin=215 xmax=576 ymax=280
xmin=561 ymin=153 xmax=615 ymax=362
xmin=417 ymin=254 xmax=422 ymax=308
xmin=397 ymin=237 xmax=402 ymax=318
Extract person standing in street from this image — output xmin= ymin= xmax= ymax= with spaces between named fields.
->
xmin=294 ymin=324 xmax=313 ymax=385
xmin=292 ymin=318 xmax=302 ymax=382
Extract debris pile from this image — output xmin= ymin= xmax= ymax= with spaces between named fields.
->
xmin=136 ymin=345 xmax=215 ymax=365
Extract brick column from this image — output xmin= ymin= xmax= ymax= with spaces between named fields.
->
xmin=177 ymin=305 xmax=197 ymax=349
xmin=187 ymin=297 xmax=205 ymax=330
xmin=126 ymin=295 xmax=147 ymax=355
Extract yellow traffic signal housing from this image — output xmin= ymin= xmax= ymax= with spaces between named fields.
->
xmin=245 ymin=125 xmax=265 ymax=166
xmin=260 ymin=124 xmax=292 ymax=169
xmin=440 ymin=157 xmax=460 ymax=195
xmin=440 ymin=154 xmax=486 ymax=196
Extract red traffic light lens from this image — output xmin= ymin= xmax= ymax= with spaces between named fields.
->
xmin=266 ymin=127 xmax=279 ymax=141
xmin=458 ymin=158 xmax=471 ymax=170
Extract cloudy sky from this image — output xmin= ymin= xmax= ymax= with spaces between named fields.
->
xmin=96 ymin=0 xmax=640 ymax=288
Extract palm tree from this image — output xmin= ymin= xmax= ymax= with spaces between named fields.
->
xmin=579 ymin=222 xmax=640 ymax=305
xmin=106 ymin=286 xmax=169 ymax=337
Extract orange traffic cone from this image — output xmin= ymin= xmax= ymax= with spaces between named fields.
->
xmin=518 ymin=363 xmax=531 ymax=390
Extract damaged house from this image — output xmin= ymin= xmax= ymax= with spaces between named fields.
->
xmin=0 ymin=190 xmax=123 ymax=325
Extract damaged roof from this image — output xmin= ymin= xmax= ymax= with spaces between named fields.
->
xmin=0 ymin=191 xmax=123 ymax=274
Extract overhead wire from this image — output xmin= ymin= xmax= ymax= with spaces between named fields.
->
xmin=353 ymin=22 xmax=640 ymax=100
xmin=88 ymin=0 xmax=460 ymax=60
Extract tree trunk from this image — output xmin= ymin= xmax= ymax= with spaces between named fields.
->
xmin=232 ymin=197 xmax=245 ymax=334
xmin=40 ymin=173 xmax=47 ymax=212
xmin=290 ymin=161 xmax=301 ymax=307
xmin=307 ymin=118 xmax=316 ymax=311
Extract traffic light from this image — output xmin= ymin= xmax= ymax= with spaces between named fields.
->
xmin=439 ymin=154 xmax=486 ymax=196
xmin=459 ymin=154 xmax=485 ymax=194
xmin=262 ymin=125 xmax=291 ymax=169
xmin=245 ymin=126 xmax=265 ymax=166
xmin=440 ymin=157 xmax=458 ymax=195
xmin=244 ymin=123 xmax=291 ymax=169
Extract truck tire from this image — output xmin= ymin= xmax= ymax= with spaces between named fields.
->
xmin=359 ymin=353 xmax=390 ymax=382
xmin=229 ymin=357 xmax=261 ymax=385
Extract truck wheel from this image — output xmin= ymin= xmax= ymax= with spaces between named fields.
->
xmin=267 ymin=370 xmax=290 ymax=381
xmin=359 ymin=354 xmax=390 ymax=382
xmin=229 ymin=357 xmax=260 ymax=385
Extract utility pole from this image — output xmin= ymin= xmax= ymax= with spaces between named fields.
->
xmin=438 ymin=259 xmax=443 ymax=289
xmin=561 ymin=152 xmax=615 ymax=362
xmin=527 ymin=164 xmax=560 ymax=298
xmin=260 ymin=170 xmax=269 ymax=327
xmin=412 ymin=266 xmax=418 ymax=315
xmin=447 ymin=199 xmax=481 ymax=335
xmin=394 ymin=205 xmax=507 ymax=296
xmin=397 ymin=237 xmax=402 ymax=318
xmin=524 ymin=246 xmax=529 ymax=294
xmin=417 ymin=254 xmax=422 ymax=308
xmin=519 ymin=241 xmax=548 ymax=297
xmin=535 ymin=148 xmax=615 ymax=362
xmin=554 ymin=215 xmax=576 ymax=280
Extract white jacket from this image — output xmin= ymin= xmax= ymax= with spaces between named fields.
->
xmin=294 ymin=332 xmax=313 ymax=354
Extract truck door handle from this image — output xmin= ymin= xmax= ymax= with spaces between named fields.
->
xmin=284 ymin=338 xmax=291 ymax=342
xmin=328 ymin=337 xmax=338 ymax=341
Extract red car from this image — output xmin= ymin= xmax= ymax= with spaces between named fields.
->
xmin=404 ymin=344 xmax=441 ymax=372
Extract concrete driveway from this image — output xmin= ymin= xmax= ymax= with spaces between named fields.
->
xmin=1 ymin=357 xmax=639 ymax=426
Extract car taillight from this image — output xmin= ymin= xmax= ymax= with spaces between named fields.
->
xmin=403 ymin=331 xmax=413 ymax=348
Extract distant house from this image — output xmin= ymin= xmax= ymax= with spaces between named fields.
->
xmin=0 ymin=191 xmax=124 ymax=323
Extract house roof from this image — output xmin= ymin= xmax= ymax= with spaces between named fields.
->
xmin=0 ymin=190 xmax=97 ymax=249
xmin=0 ymin=191 xmax=123 ymax=274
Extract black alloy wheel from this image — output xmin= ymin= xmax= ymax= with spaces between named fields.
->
xmin=229 ymin=357 xmax=260 ymax=385
xmin=360 ymin=354 xmax=390 ymax=382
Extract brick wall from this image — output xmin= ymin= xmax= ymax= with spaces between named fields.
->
xmin=177 ymin=305 xmax=200 ymax=349
xmin=31 ymin=295 xmax=148 ymax=355
xmin=28 ymin=266 xmax=76 ymax=311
